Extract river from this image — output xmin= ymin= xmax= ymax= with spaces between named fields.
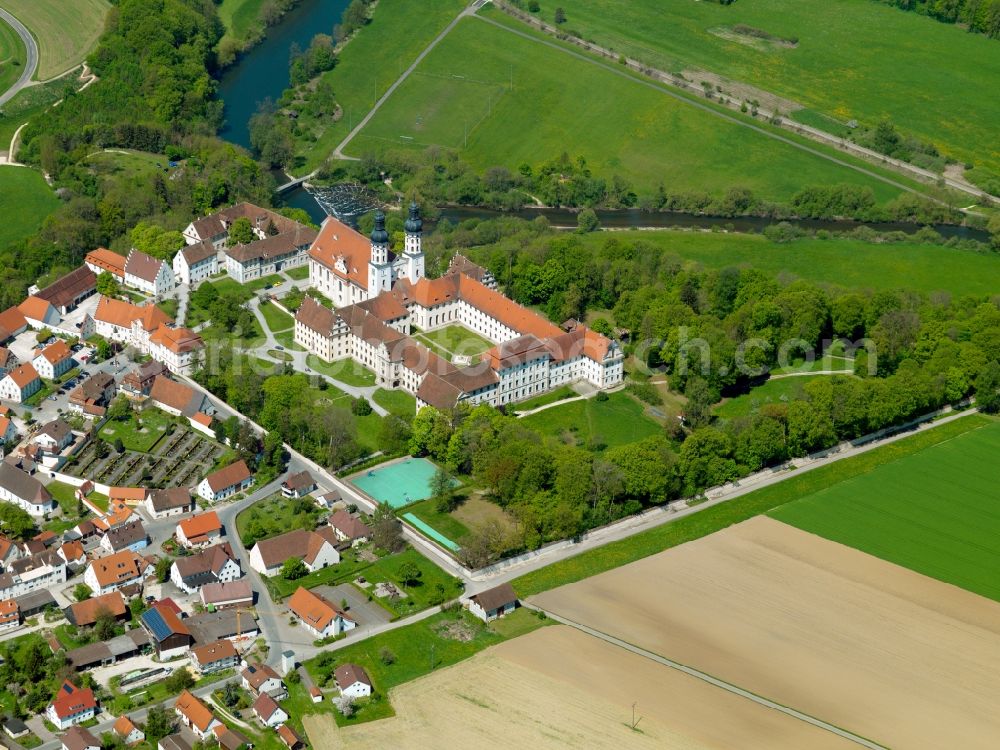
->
xmin=216 ymin=3 xmax=989 ymax=242
xmin=217 ymin=0 xmax=348 ymax=150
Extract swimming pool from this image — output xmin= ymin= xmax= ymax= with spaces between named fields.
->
xmin=350 ymin=457 xmax=441 ymax=509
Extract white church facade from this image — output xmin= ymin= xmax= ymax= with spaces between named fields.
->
xmin=297 ymin=203 xmax=624 ymax=412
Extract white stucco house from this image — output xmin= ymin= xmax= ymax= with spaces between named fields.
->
xmin=124 ymin=250 xmax=175 ymax=296
xmin=334 ymin=664 xmax=372 ymax=699
xmin=172 ymin=241 xmax=219 ymax=287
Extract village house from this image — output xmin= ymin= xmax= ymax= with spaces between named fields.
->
xmin=144 ymin=487 xmax=195 ymax=519
xmin=170 ymin=543 xmax=242 ymax=595
xmin=213 ymin=726 xmax=252 ymax=750
xmin=252 ymin=692 xmax=288 ymax=729
xmin=334 ymin=663 xmax=372 ymax=699
xmin=241 ymin=663 xmax=287 ymax=700
xmin=276 ymin=725 xmax=304 ymax=750
xmin=172 ymin=241 xmax=219 ymax=286
xmin=60 ymin=725 xmax=100 ymax=750
xmin=32 ymin=339 xmax=74 ymax=380
xmin=149 ymin=375 xmax=211 ymax=420
xmin=18 ymin=296 xmax=60 ymax=329
xmin=0 ymin=307 xmax=28 ymax=343
xmin=176 ymin=511 xmax=223 ymax=549
xmin=248 ymin=528 xmax=339 ymax=578
xmin=467 ymin=582 xmax=519 ymax=623
xmin=83 ymin=549 xmax=151 ymax=595
xmin=46 ymin=681 xmax=97 ymax=730
xmin=121 ymin=359 xmax=169 ymax=397
xmin=57 ymin=540 xmax=87 ymax=568
xmin=32 ymin=419 xmax=75 ymax=454
xmin=112 ymin=716 xmax=145 ymax=746
xmin=0 ymin=534 xmax=20 ymax=567
xmin=148 ymin=326 xmax=204 ymax=376
xmin=0 ymin=550 xmax=67 ymax=599
xmin=63 ymin=591 xmax=128 ymax=627
xmin=0 ymin=598 xmax=20 ymax=631
xmin=99 ymin=520 xmax=149 ymax=555
xmin=281 ymin=470 xmax=317 ymax=499
xmin=141 ymin=603 xmax=192 ymax=659
xmin=287 ymin=586 xmax=355 ymax=639
xmin=34 ymin=266 xmax=97 ymax=316
xmin=174 ymin=690 xmax=221 ymax=740
xmin=197 ymin=460 xmax=253 ymax=503
xmin=124 ymin=250 xmax=175 ymax=296
xmin=191 ymin=639 xmax=239 ymax=674
xmin=68 ymin=372 xmax=116 ymax=418
xmin=92 ymin=500 xmax=139 ymax=533
xmin=327 ymin=509 xmax=371 ymax=547
xmin=0 ymin=363 xmax=42 ymax=403
xmin=85 ymin=248 xmax=127 ymax=280
xmin=199 ymin=579 xmax=253 ymax=610
xmin=0 ymin=461 xmax=55 ymax=516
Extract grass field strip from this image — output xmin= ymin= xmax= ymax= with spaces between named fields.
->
xmin=472 ymin=12 xmax=927 ymax=200
xmin=528 ymin=605 xmax=888 ymax=750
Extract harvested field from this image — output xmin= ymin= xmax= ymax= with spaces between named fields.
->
xmin=302 ymin=625 xmax=855 ymax=750
xmin=533 ymin=517 xmax=1000 ymax=750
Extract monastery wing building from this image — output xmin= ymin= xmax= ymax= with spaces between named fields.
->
xmin=297 ymin=203 xmax=624 ymax=412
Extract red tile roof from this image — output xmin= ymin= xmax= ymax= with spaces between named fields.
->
xmin=49 ymin=680 xmax=96 ymax=720
xmin=86 ymin=248 xmax=127 ymax=278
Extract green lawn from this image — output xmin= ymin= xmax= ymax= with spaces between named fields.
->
xmin=714 ymin=374 xmax=843 ymax=418
xmin=306 ymin=356 xmax=378 ymax=387
xmin=86 ymin=149 xmax=173 ymax=184
xmin=266 ymin=546 xmax=462 ymax=612
xmin=545 ymin=0 xmax=1000 ymax=178
xmin=349 ymin=15 xmax=915 ymax=203
xmin=284 ymin=265 xmax=310 ymax=280
xmin=236 ymin=492 xmax=324 ymax=547
xmin=2 ymin=0 xmax=110 ymax=78
xmin=305 ymin=607 xmax=549 ymax=721
xmin=565 ymin=230 xmax=1000 ymax=297
xmin=414 ymin=324 xmax=494 ymax=360
xmin=0 ymin=168 xmax=58 ymax=252
xmin=512 ymin=413 xmax=993 ymax=596
xmin=157 ymin=297 xmax=178 ymax=319
xmin=512 ymin=385 xmax=577 ymax=412
xmin=291 ymin=0 xmax=470 ymax=171
xmin=47 ymin=480 xmax=84 ymax=519
xmin=372 ymin=388 xmax=416 ymax=418
xmin=244 ymin=273 xmax=284 ymax=291
xmin=259 ymin=300 xmax=294 ymax=332
xmin=521 ymin=391 xmax=661 ymax=449
xmin=99 ymin=409 xmax=174 ymax=452
xmin=771 ymin=418 xmax=1000 ymax=601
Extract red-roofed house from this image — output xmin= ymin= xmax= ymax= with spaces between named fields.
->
xmin=251 ymin=692 xmax=288 ymax=728
xmin=174 ymin=690 xmax=220 ymax=740
xmin=0 ymin=598 xmax=20 ymax=631
xmin=197 ymin=460 xmax=253 ymax=503
xmin=112 ymin=716 xmax=145 ymax=746
xmin=0 ymin=363 xmax=41 ymax=403
xmin=32 ymin=340 xmax=74 ymax=380
xmin=176 ymin=511 xmax=223 ymax=549
xmin=287 ymin=586 xmax=355 ymax=639
xmin=85 ymin=248 xmax=127 ymax=279
xmin=47 ymin=681 xmax=97 ymax=730
xmin=18 ymin=296 xmax=60 ymax=329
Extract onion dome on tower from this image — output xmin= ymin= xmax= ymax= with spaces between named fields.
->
xmin=404 ymin=201 xmax=423 ymax=234
xmin=370 ymin=210 xmax=389 ymax=245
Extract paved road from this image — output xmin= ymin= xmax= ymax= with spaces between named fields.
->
xmin=332 ymin=0 xmax=488 ymax=159
xmin=527 ymin=604 xmax=888 ymax=750
xmin=0 ymin=8 xmax=38 ymax=106
xmin=459 ymin=406 xmax=980 ymax=594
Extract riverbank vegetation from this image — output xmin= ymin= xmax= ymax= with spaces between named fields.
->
xmin=509 ymin=0 xmax=1000 ymax=194
xmin=216 ymin=0 xmax=305 ymax=65
xmin=2 ymin=0 xmax=277 ymax=309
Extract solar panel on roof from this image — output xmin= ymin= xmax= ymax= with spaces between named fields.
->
xmin=142 ymin=608 xmax=174 ymax=642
